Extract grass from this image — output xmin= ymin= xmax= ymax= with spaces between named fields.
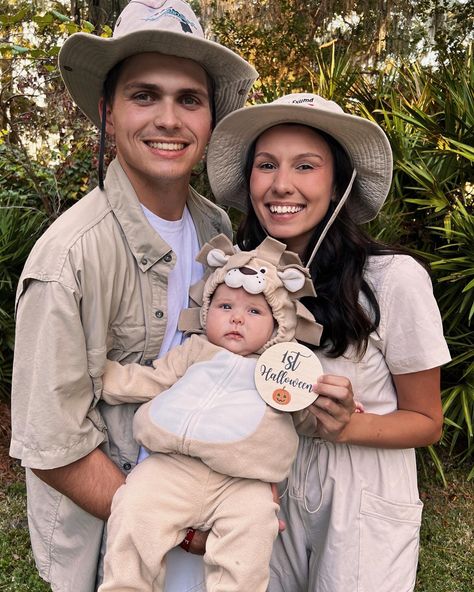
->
xmin=0 ymin=475 xmax=50 ymax=592
xmin=416 ymin=452 xmax=474 ymax=592
xmin=0 ymin=456 xmax=472 ymax=591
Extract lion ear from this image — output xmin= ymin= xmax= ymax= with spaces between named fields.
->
xmin=277 ymin=268 xmax=306 ymax=292
xmin=207 ymin=248 xmax=229 ymax=268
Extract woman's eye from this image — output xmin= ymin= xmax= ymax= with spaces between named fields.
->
xmin=256 ymin=162 xmax=276 ymax=170
xmin=297 ymin=163 xmax=315 ymax=170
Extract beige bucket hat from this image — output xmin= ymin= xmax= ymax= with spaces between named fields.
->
xmin=207 ymin=93 xmax=393 ymax=224
xmin=59 ymin=0 xmax=258 ymax=127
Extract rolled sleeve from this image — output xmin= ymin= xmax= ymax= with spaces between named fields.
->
xmin=10 ymin=279 xmax=106 ymax=469
xmin=377 ymin=257 xmax=451 ymax=374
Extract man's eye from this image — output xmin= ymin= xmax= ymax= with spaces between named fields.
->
xmin=182 ymin=95 xmax=199 ymax=106
xmin=134 ymin=92 xmax=153 ymax=102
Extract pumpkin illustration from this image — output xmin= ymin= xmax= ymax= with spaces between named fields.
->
xmin=272 ymin=388 xmax=291 ymax=405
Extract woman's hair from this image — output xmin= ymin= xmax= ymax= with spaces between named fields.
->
xmin=236 ymin=125 xmax=417 ymax=357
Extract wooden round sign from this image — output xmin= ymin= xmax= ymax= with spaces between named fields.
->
xmin=255 ymin=342 xmax=323 ymax=412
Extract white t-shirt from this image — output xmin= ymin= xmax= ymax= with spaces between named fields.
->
xmin=141 ymin=204 xmax=203 ymax=356
xmin=138 ymin=204 xmax=203 ymax=466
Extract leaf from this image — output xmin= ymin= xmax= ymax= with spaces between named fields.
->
xmin=82 ymin=21 xmax=95 ymax=33
xmin=425 ymin=445 xmax=447 ymax=487
xmin=50 ymin=10 xmax=73 ymax=24
xmin=10 ymin=44 xmax=30 ymax=54
xmin=33 ymin=13 xmax=54 ymax=26
xmin=0 ymin=8 xmax=28 ymax=26
xmin=461 ymin=391 xmax=474 ymax=438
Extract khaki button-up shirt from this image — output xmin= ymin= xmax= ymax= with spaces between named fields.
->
xmin=10 ymin=159 xmax=232 ymax=591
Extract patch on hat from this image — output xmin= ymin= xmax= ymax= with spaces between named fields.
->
xmin=146 ymin=7 xmax=198 ymax=33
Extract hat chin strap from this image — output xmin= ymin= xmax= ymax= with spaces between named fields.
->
xmin=306 ymin=168 xmax=357 ymax=268
xmin=98 ymin=99 xmax=107 ymax=191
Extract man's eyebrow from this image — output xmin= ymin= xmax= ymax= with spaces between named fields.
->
xmin=122 ymin=82 xmax=209 ymax=96
xmin=122 ymin=81 xmax=160 ymax=92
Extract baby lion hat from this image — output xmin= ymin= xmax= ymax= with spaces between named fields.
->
xmin=179 ymin=234 xmax=323 ymax=353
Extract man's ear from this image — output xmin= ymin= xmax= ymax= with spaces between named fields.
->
xmin=98 ymin=97 xmax=115 ymax=136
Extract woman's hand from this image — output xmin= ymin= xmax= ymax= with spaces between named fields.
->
xmin=309 ymin=374 xmax=356 ymax=442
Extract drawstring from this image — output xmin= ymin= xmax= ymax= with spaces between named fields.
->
xmin=305 ymin=168 xmax=357 ymax=269
xmin=279 ymin=481 xmax=289 ymax=500
xmin=303 ymin=438 xmax=325 ymax=514
xmin=279 ymin=439 xmax=325 ymax=514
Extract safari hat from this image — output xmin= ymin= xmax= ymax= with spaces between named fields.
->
xmin=59 ymin=0 xmax=258 ymax=127
xmin=178 ymin=234 xmax=323 ymax=353
xmin=207 ymin=93 xmax=393 ymax=224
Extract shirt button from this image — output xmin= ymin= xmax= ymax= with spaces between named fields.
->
xmin=155 ymin=310 xmax=164 ymax=319
xmin=141 ymin=257 xmax=148 ymax=265
xmin=122 ymin=462 xmax=132 ymax=471
xmin=164 ymin=254 xmax=172 ymax=263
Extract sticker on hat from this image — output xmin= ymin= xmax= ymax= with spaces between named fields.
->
xmin=255 ymin=342 xmax=323 ymax=412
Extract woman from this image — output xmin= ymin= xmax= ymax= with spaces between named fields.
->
xmin=206 ymin=93 xmax=451 ymax=592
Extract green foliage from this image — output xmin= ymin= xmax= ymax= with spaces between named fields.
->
xmin=210 ymin=0 xmax=473 ymax=81
xmin=0 ymin=3 xmax=118 ymax=400
xmin=415 ymin=452 xmax=474 ymax=591
xmin=325 ymin=45 xmax=474 ymax=472
xmin=363 ymin=49 xmax=474 ymax=469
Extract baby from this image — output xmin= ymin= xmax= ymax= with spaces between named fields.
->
xmin=98 ymin=235 xmax=323 ymax=592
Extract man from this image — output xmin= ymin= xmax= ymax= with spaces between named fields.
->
xmin=9 ymin=1 xmax=257 ymax=590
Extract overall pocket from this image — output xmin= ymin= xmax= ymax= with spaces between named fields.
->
xmin=358 ymin=489 xmax=423 ymax=592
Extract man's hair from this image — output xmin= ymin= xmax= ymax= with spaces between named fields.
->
xmin=102 ymin=59 xmax=217 ymax=128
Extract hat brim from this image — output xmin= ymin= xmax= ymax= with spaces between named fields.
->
xmin=207 ymin=103 xmax=393 ymax=223
xmin=59 ymin=30 xmax=257 ymax=127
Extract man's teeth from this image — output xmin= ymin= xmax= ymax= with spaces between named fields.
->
xmin=269 ymin=205 xmax=304 ymax=214
xmin=147 ymin=141 xmax=185 ymax=150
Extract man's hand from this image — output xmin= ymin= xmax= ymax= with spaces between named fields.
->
xmin=31 ymin=448 xmax=125 ymax=521
xmin=187 ymin=529 xmax=209 ymax=555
